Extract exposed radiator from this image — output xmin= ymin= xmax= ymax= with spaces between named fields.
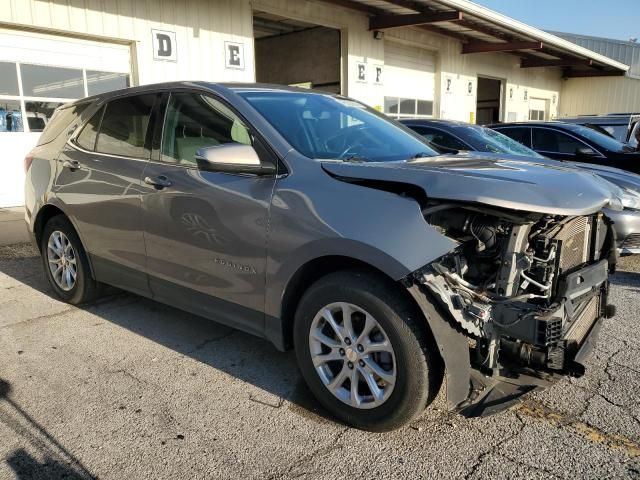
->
xmin=553 ymin=216 xmax=591 ymax=272
xmin=565 ymin=296 xmax=600 ymax=347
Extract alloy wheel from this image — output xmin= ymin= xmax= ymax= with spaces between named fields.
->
xmin=308 ymin=302 xmax=397 ymax=409
xmin=47 ymin=230 xmax=77 ymax=291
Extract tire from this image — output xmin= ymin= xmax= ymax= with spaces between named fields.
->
xmin=293 ymin=269 xmax=440 ymax=432
xmin=41 ymin=215 xmax=101 ymax=304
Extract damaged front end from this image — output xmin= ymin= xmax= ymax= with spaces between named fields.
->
xmin=406 ymin=202 xmax=617 ymax=417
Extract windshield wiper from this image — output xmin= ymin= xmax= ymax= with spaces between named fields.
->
xmin=413 ymin=152 xmax=433 ymax=159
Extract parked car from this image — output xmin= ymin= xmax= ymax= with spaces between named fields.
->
xmin=402 ymin=119 xmax=640 ymax=255
xmin=25 ymin=83 xmax=621 ymax=431
xmin=489 ymin=121 xmax=640 ymax=175
xmin=559 ymin=114 xmax=637 ymax=143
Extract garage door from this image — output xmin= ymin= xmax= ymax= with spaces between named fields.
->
xmin=528 ymin=97 xmax=548 ymax=121
xmin=0 ymin=29 xmax=131 ymax=207
xmin=383 ymin=41 xmax=435 ymax=119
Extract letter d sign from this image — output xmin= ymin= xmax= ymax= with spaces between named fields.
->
xmin=152 ymin=29 xmax=177 ymax=62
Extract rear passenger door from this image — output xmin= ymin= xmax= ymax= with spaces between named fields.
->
xmin=531 ymin=127 xmax=603 ymax=164
xmin=140 ymin=91 xmax=278 ymax=336
xmin=56 ymin=93 xmax=159 ymax=296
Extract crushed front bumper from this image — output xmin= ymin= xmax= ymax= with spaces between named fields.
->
xmin=456 ymin=260 xmax=612 ymax=418
xmin=606 ymin=208 xmax=640 ymax=255
xmin=456 ymin=314 xmax=605 ymax=418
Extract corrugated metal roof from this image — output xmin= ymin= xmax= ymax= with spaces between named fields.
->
xmin=328 ymin=0 xmax=630 ymax=75
xmin=550 ymin=31 xmax=640 ymax=78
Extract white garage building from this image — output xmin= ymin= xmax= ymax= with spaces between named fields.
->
xmin=0 ymin=0 xmax=629 ymax=207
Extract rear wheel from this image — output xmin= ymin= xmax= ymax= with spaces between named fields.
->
xmin=41 ymin=215 xmax=101 ymax=304
xmin=294 ymin=270 xmax=439 ymax=431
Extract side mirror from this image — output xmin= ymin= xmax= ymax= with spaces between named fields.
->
xmin=575 ymin=146 xmax=598 ymax=157
xmin=195 ymin=143 xmax=276 ymax=175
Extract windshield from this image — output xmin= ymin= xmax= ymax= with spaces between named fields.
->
xmin=565 ymin=124 xmax=634 ymax=153
xmin=462 ymin=126 xmax=543 ymax=158
xmin=238 ymin=91 xmax=437 ymax=162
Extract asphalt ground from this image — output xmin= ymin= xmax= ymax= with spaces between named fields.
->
xmin=0 ymin=243 xmax=639 ymax=479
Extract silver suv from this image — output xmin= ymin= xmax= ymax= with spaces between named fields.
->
xmin=25 ymin=83 xmax=620 ymax=431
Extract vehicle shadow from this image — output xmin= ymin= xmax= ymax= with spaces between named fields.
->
xmin=0 ymin=379 xmax=96 ymax=480
xmin=0 ymin=245 xmax=332 ymax=425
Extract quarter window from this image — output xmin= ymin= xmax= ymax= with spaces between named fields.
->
xmin=161 ymin=93 xmax=252 ymax=166
xmin=96 ymin=95 xmax=156 ymax=158
xmin=532 ymin=129 xmax=585 ymax=154
xmin=75 ymin=106 xmax=104 ymax=151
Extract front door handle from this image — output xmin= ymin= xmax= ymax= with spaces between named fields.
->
xmin=62 ymin=160 xmax=80 ymax=171
xmin=144 ymin=175 xmax=172 ymax=189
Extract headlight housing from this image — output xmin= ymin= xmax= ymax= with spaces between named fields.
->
xmin=620 ymin=187 xmax=640 ymax=211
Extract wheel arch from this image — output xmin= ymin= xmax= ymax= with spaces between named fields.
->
xmin=33 ymin=203 xmax=96 ymax=278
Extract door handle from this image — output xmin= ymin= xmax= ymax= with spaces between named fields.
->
xmin=62 ymin=160 xmax=80 ymax=171
xmin=144 ymin=175 xmax=172 ymax=189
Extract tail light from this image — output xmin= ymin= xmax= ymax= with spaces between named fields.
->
xmin=24 ymin=152 xmax=34 ymax=172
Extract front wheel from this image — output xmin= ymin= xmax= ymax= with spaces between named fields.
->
xmin=293 ymin=270 xmax=440 ymax=431
xmin=41 ymin=215 xmax=101 ymax=304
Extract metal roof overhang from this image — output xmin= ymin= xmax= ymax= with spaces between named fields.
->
xmin=320 ymin=0 xmax=630 ymax=77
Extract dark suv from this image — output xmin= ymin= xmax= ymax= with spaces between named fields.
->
xmin=25 ymin=83 xmax=620 ymax=431
xmin=489 ymin=121 xmax=640 ymax=174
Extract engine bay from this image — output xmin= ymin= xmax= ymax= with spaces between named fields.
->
xmin=414 ymin=202 xmax=616 ymax=377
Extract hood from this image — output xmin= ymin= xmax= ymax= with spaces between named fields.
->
xmin=321 ymin=154 xmax=622 ymax=216
xmin=566 ymin=161 xmax=640 ymax=192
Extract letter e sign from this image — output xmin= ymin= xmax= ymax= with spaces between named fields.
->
xmin=152 ymin=29 xmax=177 ymax=62
xmin=356 ymin=62 xmax=367 ymax=83
xmin=225 ymin=41 xmax=245 ymax=70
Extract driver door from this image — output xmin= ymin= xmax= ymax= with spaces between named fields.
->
xmin=140 ymin=91 xmax=278 ymax=336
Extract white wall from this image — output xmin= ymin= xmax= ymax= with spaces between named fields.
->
xmin=386 ymin=27 xmax=563 ymax=123
xmin=559 ymin=76 xmax=640 ymax=117
xmin=0 ymin=0 xmax=256 ymax=85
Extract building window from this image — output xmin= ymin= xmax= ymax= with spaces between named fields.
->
xmin=529 ymin=109 xmax=545 ymax=121
xmin=0 ymin=61 xmax=130 ymax=133
xmin=384 ymin=96 xmax=433 ymax=119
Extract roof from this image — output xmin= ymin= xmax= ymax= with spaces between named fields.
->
xmin=322 ymin=0 xmax=629 ymax=76
xmin=549 ymin=31 xmax=640 ymax=78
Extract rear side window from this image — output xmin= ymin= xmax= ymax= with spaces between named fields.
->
xmin=495 ymin=127 xmax=531 ymax=147
xmin=36 ymin=103 xmax=89 ymax=146
xmin=96 ymin=94 xmax=156 ymax=159
xmin=532 ymin=128 xmax=584 ymax=154
xmin=75 ymin=106 xmax=104 ymax=151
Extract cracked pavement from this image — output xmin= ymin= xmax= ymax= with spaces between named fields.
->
xmin=0 ymin=243 xmax=639 ymax=479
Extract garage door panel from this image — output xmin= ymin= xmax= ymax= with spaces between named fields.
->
xmin=384 ymin=41 xmax=435 ymax=101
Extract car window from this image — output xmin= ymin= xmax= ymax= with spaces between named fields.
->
xmin=411 ymin=126 xmax=468 ymax=151
xmin=463 ymin=127 xmax=542 ymax=158
xmin=161 ymin=93 xmax=253 ymax=166
xmin=95 ymin=94 xmax=156 ymax=159
xmin=532 ymin=128 xmax=586 ymax=154
xmin=37 ymin=103 xmax=89 ymax=146
xmin=239 ymin=91 xmax=437 ymax=162
xmin=563 ymin=124 xmax=632 ymax=153
xmin=495 ymin=127 xmax=531 ymax=148
xmin=75 ymin=106 xmax=104 ymax=151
